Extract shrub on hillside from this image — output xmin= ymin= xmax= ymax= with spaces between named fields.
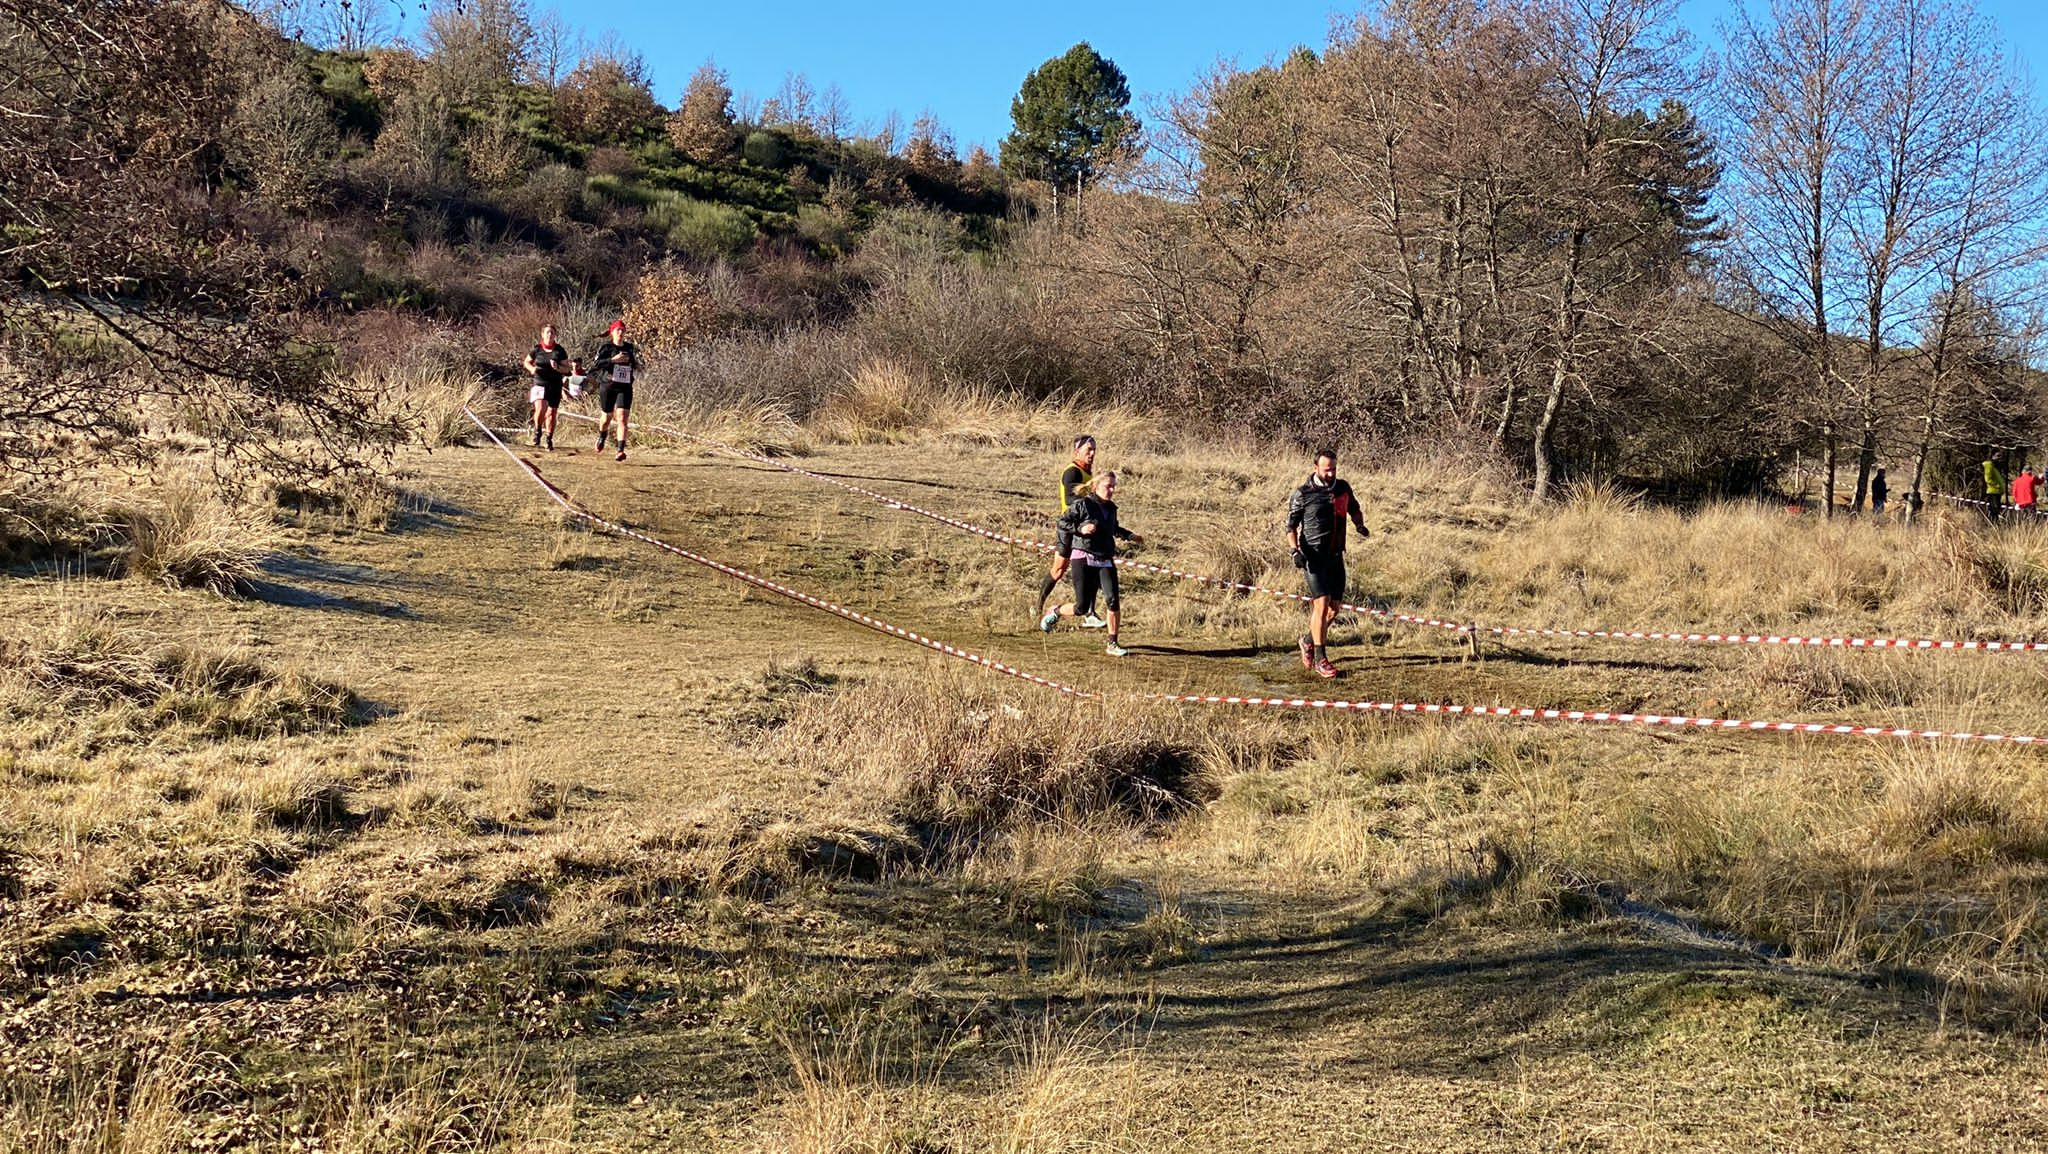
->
xmin=227 ymin=70 xmax=338 ymax=210
xmin=742 ymin=130 xmax=790 ymax=169
xmin=647 ymin=192 xmax=758 ymax=260
xmin=622 ymin=265 xmax=717 ymax=354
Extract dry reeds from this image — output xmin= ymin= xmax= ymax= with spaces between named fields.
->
xmin=120 ymin=478 xmax=272 ymax=596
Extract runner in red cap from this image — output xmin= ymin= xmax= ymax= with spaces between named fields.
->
xmin=590 ymin=319 xmax=639 ymax=462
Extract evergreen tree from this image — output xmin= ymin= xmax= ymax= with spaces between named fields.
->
xmin=1000 ymin=42 xmax=1138 ymax=225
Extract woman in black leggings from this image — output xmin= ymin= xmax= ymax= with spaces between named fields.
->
xmin=1039 ymin=471 xmax=1143 ymax=657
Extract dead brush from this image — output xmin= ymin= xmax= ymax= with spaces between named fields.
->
xmin=2 ymin=604 xmax=360 ymax=737
xmin=766 ymin=674 xmax=1269 ymax=844
xmin=0 ymin=477 xmax=121 ymax=569
xmin=810 ymin=358 xmax=935 ymax=444
xmin=120 ymin=477 xmax=273 ymax=595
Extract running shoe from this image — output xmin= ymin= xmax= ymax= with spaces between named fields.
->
xmin=1312 ymin=657 xmax=1339 ymax=679
xmin=597 ymin=430 xmax=608 ymax=451
xmin=1039 ymin=610 xmax=1059 ymax=633
xmin=615 ymin=449 xmax=626 ymax=462
xmin=1298 ymin=634 xmax=1314 ymax=669
xmin=545 ymin=432 xmax=554 ymax=450
xmin=1080 ymin=614 xmax=1108 ymax=629
xmin=531 ymin=428 xmax=541 ymax=447
xmin=1104 ymin=641 xmax=1129 ymax=658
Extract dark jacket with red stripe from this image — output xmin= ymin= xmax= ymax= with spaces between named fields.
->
xmin=1287 ymin=476 xmax=1366 ymax=556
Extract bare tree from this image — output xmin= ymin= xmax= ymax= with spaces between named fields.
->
xmin=771 ymin=70 xmax=817 ymax=131
xmin=1308 ymin=0 xmax=1553 ymax=435
xmin=817 ymin=83 xmax=853 ymax=141
xmin=1139 ymin=58 xmax=1320 ymax=385
xmin=1898 ymin=55 xmax=2048 ymax=501
xmin=1523 ymin=0 xmax=1697 ymax=501
xmin=0 ymin=0 xmax=400 ymax=482
xmin=526 ymin=7 xmax=580 ymax=91
xmin=1722 ymin=0 xmax=1878 ymax=517
xmin=1835 ymin=0 xmax=1990 ymax=510
xmin=422 ymin=0 xmax=533 ymax=105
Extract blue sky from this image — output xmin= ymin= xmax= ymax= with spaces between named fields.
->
xmin=408 ymin=1 xmax=2048 ymax=155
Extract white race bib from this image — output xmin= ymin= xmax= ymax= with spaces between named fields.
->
xmin=610 ymin=364 xmax=633 ymax=384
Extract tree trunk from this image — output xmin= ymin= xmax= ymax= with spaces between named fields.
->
xmin=1852 ymin=423 xmax=1876 ymax=511
xmin=1534 ymin=224 xmax=1588 ymax=503
xmin=1493 ymin=376 xmax=1521 ymax=450
xmin=1822 ymin=423 xmax=1838 ymax=517
xmin=1532 ymin=355 xmax=1570 ymax=502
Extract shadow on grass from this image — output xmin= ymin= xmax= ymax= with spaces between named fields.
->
xmin=249 ymin=554 xmax=420 ymax=617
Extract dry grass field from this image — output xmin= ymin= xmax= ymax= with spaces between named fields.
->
xmin=10 ymin=377 xmax=2048 ymax=1150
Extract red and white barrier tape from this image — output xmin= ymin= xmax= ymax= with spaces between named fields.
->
xmin=1147 ymin=693 xmax=2043 ymax=744
xmin=469 ymin=408 xmax=2048 ymax=746
xmin=1940 ymin=493 xmax=2048 ymax=518
xmin=464 ymin=408 xmax=1095 ymax=699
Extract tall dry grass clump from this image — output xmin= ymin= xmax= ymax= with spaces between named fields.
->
xmin=120 ymin=478 xmax=273 ymax=595
xmin=768 ymin=1015 xmax=1155 ymax=1154
xmin=0 ymin=478 xmax=121 ymax=569
xmin=807 ymin=359 xmax=1157 ymax=450
xmin=0 ymin=1042 xmax=573 ymax=1154
xmin=767 ymin=673 xmax=1290 ymax=839
xmin=1 ymin=602 xmax=360 ymax=738
xmin=811 ymin=359 xmax=935 ymax=444
xmin=1379 ymin=493 xmax=2048 ymax=639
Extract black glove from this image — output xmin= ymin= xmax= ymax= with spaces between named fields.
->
xmin=1291 ymin=548 xmax=1307 ymax=569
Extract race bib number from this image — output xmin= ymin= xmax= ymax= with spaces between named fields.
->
xmin=610 ymin=365 xmax=633 ymax=384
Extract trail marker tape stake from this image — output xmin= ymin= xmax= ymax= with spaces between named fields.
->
xmin=474 ymin=408 xmax=2048 ymax=747
xmin=612 ymin=415 xmax=2048 ymax=655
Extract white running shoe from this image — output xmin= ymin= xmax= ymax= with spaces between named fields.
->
xmin=1079 ymin=614 xmax=1108 ymax=629
xmin=1104 ymin=641 xmax=1129 ymax=657
xmin=1039 ymin=611 xmax=1059 ymax=633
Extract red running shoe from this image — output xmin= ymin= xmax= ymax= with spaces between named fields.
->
xmin=1298 ymin=635 xmax=1314 ymax=669
xmin=1312 ymin=657 xmax=1339 ymax=679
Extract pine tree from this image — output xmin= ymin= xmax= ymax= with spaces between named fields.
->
xmin=999 ymin=42 xmax=1138 ymax=227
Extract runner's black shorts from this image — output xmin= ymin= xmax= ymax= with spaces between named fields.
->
xmin=537 ymin=381 xmax=564 ymax=409
xmin=601 ymin=381 xmax=633 ymax=413
xmin=1303 ymin=552 xmax=1346 ymax=603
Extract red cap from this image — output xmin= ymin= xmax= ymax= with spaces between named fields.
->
xmin=607 ymin=320 xmax=625 ymax=333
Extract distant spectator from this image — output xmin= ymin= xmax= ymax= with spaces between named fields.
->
xmin=1984 ymin=459 xmax=2007 ymax=521
xmin=1871 ymin=467 xmax=1888 ymax=517
xmin=2015 ymin=466 xmax=2039 ymax=515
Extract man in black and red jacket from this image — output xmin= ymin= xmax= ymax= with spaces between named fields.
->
xmin=1286 ymin=448 xmax=1368 ymax=678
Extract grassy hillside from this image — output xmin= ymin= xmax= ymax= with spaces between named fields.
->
xmin=8 ymin=389 xmax=2048 ymax=1149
